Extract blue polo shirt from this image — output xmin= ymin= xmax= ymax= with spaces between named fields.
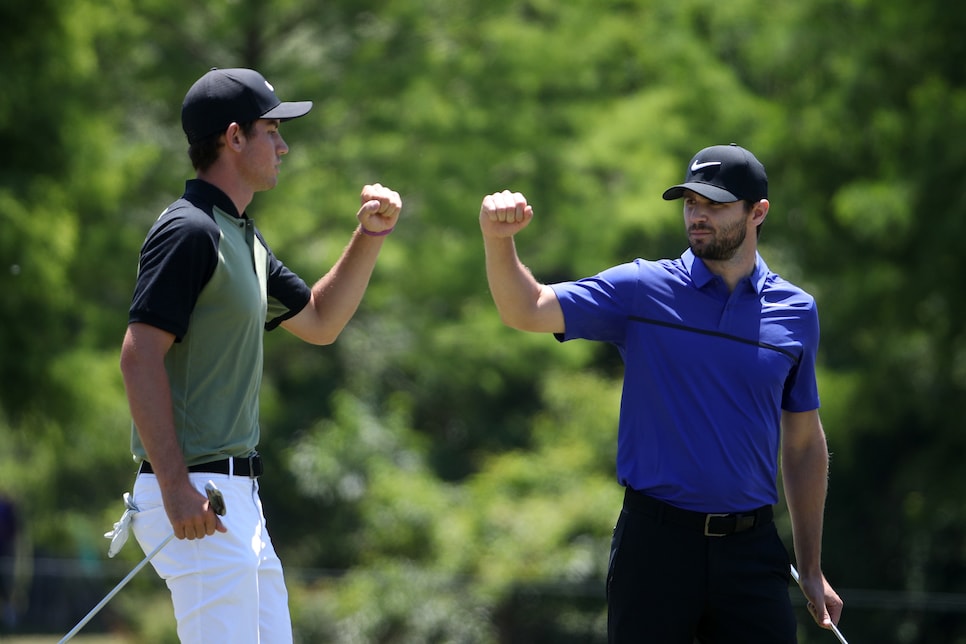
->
xmin=550 ymin=250 xmax=820 ymax=513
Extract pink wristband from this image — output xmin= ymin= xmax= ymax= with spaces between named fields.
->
xmin=361 ymin=225 xmax=394 ymax=237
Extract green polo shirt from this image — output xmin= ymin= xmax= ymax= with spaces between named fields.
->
xmin=128 ymin=180 xmax=311 ymax=466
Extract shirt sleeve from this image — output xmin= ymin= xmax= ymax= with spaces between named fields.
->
xmin=128 ymin=206 xmax=219 ymax=341
xmin=257 ymin=228 xmax=312 ymax=330
xmin=780 ymin=299 xmax=821 ymax=412
xmin=549 ymin=261 xmax=641 ymax=345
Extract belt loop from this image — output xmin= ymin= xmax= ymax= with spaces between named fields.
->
xmin=228 ymin=457 xmax=234 ymax=477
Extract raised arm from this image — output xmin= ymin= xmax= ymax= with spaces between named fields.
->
xmin=479 ymin=190 xmax=564 ymax=334
xmin=781 ymin=408 xmax=843 ymax=630
xmin=282 ymin=183 xmax=401 ymax=345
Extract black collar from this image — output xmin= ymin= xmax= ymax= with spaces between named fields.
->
xmin=183 ymin=179 xmax=243 ymax=219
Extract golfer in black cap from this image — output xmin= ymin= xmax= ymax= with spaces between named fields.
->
xmin=478 ymin=144 xmax=843 ymax=642
xmin=120 ymin=68 xmax=401 ymax=642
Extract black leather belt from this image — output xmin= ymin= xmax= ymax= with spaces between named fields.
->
xmin=624 ymin=487 xmax=772 ymax=537
xmin=139 ymin=454 xmax=263 ymax=478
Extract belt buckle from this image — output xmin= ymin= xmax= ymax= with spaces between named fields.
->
xmin=704 ymin=513 xmax=730 ymax=537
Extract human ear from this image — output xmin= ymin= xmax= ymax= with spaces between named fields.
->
xmin=753 ymin=199 xmax=770 ymax=225
xmin=224 ymin=122 xmax=244 ymax=150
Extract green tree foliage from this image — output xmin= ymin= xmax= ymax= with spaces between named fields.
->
xmin=2 ymin=0 xmax=966 ymax=641
xmin=759 ymin=3 xmax=966 ymax=640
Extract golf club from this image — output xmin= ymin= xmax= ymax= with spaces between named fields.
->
xmin=790 ymin=564 xmax=849 ymax=644
xmin=58 ymin=480 xmax=226 ymax=643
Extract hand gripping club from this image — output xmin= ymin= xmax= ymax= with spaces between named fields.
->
xmin=790 ymin=564 xmax=849 ymax=644
xmin=58 ymin=481 xmax=226 ymax=643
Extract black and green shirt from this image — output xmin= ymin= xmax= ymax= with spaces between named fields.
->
xmin=128 ymin=179 xmax=311 ymax=465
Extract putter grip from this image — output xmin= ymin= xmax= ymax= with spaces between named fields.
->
xmin=204 ymin=481 xmax=227 ymax=516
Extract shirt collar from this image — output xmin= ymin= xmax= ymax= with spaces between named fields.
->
xmin=682 ymin=249 xmax=770 ymax=295
xmin=183 ymin=179 xmax=243 ymax=219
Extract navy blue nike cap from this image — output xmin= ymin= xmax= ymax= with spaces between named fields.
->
xmin=181 ymin=68 xmax=313 ymax=144
xmin=662 ymin=143 xmax=768 ymax=202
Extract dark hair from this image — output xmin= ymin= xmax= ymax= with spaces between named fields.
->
xmin=187 ymin=120 xmax=257 ymax=171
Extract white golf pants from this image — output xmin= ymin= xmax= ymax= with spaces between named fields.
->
xmin=132 ymin=472 xmax=292 ymax=643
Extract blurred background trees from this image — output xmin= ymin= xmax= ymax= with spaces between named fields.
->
xmin=2 ymin=0 xmax=966 ymax=641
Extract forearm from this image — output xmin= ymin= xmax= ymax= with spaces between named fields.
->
xmin=122 ymin=369 xmax=186 ymax=486
xmin=297 ymin=227 xmax=386 ymax=344
xmin=119 ymin=326 xmax=188 ymax=490
xmin=483 ymin=235 xmax=561 ymax=332
xmin=782 ymin=429 xmax=830 ymax=576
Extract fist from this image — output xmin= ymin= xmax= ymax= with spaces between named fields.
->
xmin=480 ymin=190 xmax=533 ymax=238
xmin=358 ymin=183 xmax=401 ymax=234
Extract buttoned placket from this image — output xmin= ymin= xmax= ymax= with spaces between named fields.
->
xmin=715 ymin=276 xmax=757 ymax=332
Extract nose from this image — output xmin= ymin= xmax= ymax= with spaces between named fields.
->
xmin=277 ymin=135 xmax=289 ymax=156
xmin=686 ymin=203 xmax=709 ymax=224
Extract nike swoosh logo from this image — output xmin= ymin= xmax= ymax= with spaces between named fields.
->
xmin=690 ymin=160 xmax=722 ymax=172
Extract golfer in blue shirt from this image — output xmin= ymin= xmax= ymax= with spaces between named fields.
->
xmin=478 ymin=144 xmax=843 ymax=643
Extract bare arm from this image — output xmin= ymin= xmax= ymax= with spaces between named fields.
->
xmin=479 ymin=190 xmax=564 ymax=333
xmin=781 ymin=408 xmax=843 ymax=628
xmin=119 ymin=323 xmax=225 ymax=539
xmin=282 ymin=183 xmax=401 ymax=345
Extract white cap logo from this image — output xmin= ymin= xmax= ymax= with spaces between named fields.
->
xmin=690 ymin=160 xmax=722 ymax=172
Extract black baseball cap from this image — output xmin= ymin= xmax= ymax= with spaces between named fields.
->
xmin=662 ymin=143 xmax=768 ymax=202
xmin=181 ymin=68 xmax=313 ymax=144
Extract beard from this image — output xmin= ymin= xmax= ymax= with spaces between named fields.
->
xmin=689 ymin=218 xmax=748 ymax=261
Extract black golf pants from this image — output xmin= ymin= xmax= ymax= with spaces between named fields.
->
xmin=606 ymin=494 xmax=797 ymax=643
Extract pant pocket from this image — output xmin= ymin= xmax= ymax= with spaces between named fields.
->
xmin=606 ymin=510 xmax=628 ymax=601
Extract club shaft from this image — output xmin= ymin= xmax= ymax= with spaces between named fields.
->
xmin=789 ymin=564 xmax=848 ymax=644
xmin=58 ymin=532 xmax=175 ymax=644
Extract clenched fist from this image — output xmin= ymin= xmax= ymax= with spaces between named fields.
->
xmin=480 ymin=190 xmax=534 ymax=239
xmin=358 ymin=183 xmax=402 ymax=235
